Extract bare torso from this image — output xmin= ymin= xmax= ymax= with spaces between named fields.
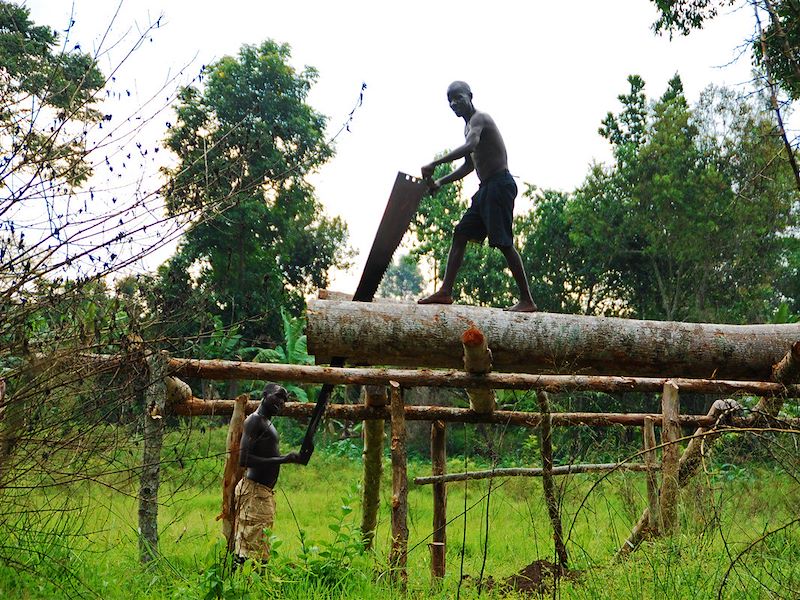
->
xmin=241 ymin=413 xmax=281 ymax=488
xmin=467 ymin=111 xmax=508 ymax=182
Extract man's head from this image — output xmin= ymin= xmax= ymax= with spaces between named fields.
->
xmin=259 ymin=383 xmax=288 ymax=417
xmin=447 ymin=81 xmax=473 ymax=118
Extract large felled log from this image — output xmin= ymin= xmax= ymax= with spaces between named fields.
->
xmin=306 ymin=300 xmax=800 ymax=380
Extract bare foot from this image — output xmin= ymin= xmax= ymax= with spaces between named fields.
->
xmin=418 ymin=291 xmax=454 ymax=305
xmin=504 ymin=300 xmax=538 ymax=313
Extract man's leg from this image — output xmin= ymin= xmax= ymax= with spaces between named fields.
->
xmin=498 ymin=245 xmax=538 ymax=312
xmin=418 ymin=233 xmax=469 ymax=305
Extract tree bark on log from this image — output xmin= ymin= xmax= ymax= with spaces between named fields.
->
xmin=220 ymin=394 xmax=248 ymax=552
xmin=306 ymin=299 xmax=800 ymax=380
xmin=360 ymin=386 xmax=386 ymax=550
xmin=167 ymin=358 xmax=800 ymax=397
xmin=462 ymin=326 xmax=495 ymax=413
xmin=659 ymin=381 xmax=680 ymax=534
xmin=430 ymin=420 xmax=447 ymax=581
xmin=388 ymin=382 xmax=408 ymax=585
xmin=414 ymin=463 xmax=656 ymax=485
xmin=138 ymin=353 xmax=167 ymax=564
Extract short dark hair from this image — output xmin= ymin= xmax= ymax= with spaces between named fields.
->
xmin=447 ymin=80 xmax=472 ymax=98
xmin=262 ymin=383 xmax=286 ymax=400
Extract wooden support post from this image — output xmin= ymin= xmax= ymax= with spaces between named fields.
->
xmin=389 ymin=381 xmax=408 ymax=584
xmin=138 ymin=352 xmax=167 ymax=564
xmin=617 ymin=397 xmax=741 ymax=558
xmin=659 ymin=381 xmax=680 ymax=535
xmin=538 ymin=391 xmax=568 ymax=568
xmin=361 ymin=385 xmax=387 ymax=550
xmin=220 ymin=393 xmax=248 ymax=551
xmin=430 ymin=420 xmax=447 ymax=581
xmin=759 ymin=340 xmax=800 ymax=415
xmin=643 ymin=416 xmax=660 ymax=533
xmin=461 ymin=326 xmax=495 ymax=413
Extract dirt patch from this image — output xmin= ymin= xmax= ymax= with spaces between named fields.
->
xmin=482 ymin=559 xmax=578 ymax=596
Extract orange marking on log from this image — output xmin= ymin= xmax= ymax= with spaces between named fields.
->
xmin=461 ymin=325 xmax=485 ymax=347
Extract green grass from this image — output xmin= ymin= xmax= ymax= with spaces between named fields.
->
xmin=1 ymin=424 xmax=799 ymax=599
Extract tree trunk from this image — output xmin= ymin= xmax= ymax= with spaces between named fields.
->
xmin=138 ymin=353 xmax=167 ymax=564
xmin=306 ymin=299 xmax=800 ymax=380
xmin=220 ymin=394 xmax=248 ymax=551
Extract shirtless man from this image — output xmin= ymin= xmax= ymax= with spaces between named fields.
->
xmin=234 ymin=383 xmax=301 ymax=562
xmin=419 ymin=81 xmax=537 ymax=312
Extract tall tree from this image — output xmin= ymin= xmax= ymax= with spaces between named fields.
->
xmin=158 ymin=40 xmax=351 ymax=348
xmin=565 ymin=75 xmax=798 ymax=322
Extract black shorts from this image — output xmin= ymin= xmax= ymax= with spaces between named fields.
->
xmin=453 ymin=169 xmax=517 ymax=248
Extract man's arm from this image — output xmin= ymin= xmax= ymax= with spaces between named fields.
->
xmin=421 ymin=114 xmax=487 ymax=183
xmin=239 ymin=420 xmax=303 ymax=467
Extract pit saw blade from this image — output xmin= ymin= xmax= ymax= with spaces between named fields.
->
xmin=299 ymin=172 xmax=427 ymax=461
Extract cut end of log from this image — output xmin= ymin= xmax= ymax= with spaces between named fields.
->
xmin=461 ymin=325 xmax=485 ymax=347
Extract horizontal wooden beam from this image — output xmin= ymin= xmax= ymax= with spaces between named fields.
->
xmin=167 ymin=358 xmax=800 ymax=397
xmin=413 ymin=463 xmax=657 ymax=485
xmin=306 ymin=299 xmax=800 ymax=380
xmin=172 ymin=399 xmax=726 ymax=427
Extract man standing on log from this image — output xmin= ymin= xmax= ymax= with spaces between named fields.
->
xmin=234 ymin=383 xmax=301 ymax=563
xmin=419 ymin=81 xmax=537 ymax=312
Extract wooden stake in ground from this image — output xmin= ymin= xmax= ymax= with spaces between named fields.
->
xmin=617 ymin=397 xmax=743 ymax=558
xmin=538 ymin=390 xmax=568 ymax=568
xmin=659 ymin=380 xmax=680 ymax=534
xmin=219 ymin=393 xmax=248 ymax=551
xmin=430 ymin=420 xmax=447 ymax=581
xmin=138 ymin=352 xmax=167 ymax=564
xmin=461 ymin=325 xmax=495 ymax=413
xmin=388 ymin=381 xmax=408 ymax=585
xmin=643 ymin=416 xmax=660 ymax=533
xmin=360 ymin=385 xmax=387 ymax=550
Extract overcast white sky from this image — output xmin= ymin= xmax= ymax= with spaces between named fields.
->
xmin=25 ymin=0 xmax=762 ymax=292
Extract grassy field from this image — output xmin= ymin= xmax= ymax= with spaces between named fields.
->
xmin=1 ymin=424 xmax=799 ymax=599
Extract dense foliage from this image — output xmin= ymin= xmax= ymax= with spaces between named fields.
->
xmin=156 ymin=40 xmax=351 ymax=350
